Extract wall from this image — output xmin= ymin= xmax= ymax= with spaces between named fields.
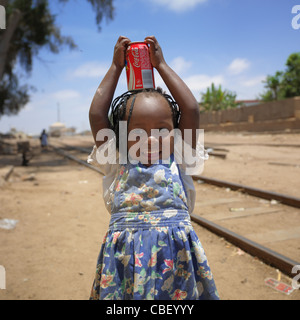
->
xmin=199 ymin=97 xmax=300 ymax=132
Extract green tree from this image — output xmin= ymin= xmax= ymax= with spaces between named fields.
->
xmin=0 ymin=0 xmax=115 ymax=117
xmin=259 ymin=52 xmax=300 ymax=101
xmin=200 ymin=83 xmax=238 ymax=112
xmin=260 ymin=71 xmax=283 ymax=101
xmin=281 ymin=53 xmax=300 ymax=98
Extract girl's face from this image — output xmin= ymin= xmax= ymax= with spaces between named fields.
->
xmin=125 ymin=93 xmax=175 ymax=166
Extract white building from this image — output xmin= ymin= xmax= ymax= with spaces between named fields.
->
xmin=49 ymin=122 xmax=66 ymax=137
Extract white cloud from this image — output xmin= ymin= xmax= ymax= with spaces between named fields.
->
xmin=52 ymin=90 xmax=81 ymax=101
xmin=153 ymin=56 xmax=263 ymax=101
xmin=72 ymin=61 xmax=109 ymax=78
xmin=22 ymin=102 xmax=34 ymax=113
xmin=154 ymin=71 xmax=224 ymax=100
xmin=227 ymin=58 xmax=250 ymax=75
xmin=150 ymin=0 xmax=208 ymax=12
xmin=170 ymin=57 xmax=192 ymax=74
xmin=184 ymin=74 xmax=224 ymax=91
xmin=241 ymin=75 xmax=265 ymax=87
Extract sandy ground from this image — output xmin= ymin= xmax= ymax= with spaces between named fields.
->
xmin=203 ymin=131 xmax=300 ymax=198
xmin=0 ymin=132 xmax=299 ymax=300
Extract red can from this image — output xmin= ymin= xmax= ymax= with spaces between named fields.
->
xmin=126 ymin=42 xmax=155 ymax=91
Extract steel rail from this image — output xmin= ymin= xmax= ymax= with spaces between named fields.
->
xmin=193 ymin=175 xmax=300 ymax=209
xmin=190 ymin=214 xmax=299 ymax=278
xmin=49 ymin=145 xmax=103 ymax=175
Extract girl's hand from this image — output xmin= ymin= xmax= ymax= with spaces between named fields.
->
xmin=113 ymin=36 xmax=131 ymax=70
xmin=144 ymin=36 xmax=166 ymax=70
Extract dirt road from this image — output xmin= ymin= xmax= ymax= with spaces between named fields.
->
xmin=0 ymin=132 xmax=299 ymax=300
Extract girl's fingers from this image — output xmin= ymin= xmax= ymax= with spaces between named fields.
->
xmin=117 ymin=36 xmax=131 ymax=47
xmin=145 ymin=36 xmax=160 ymax=51
xmin=118 ymin=35 xmax=129 ymax=42
xmin=145 ymin=35 xmax=157 ymax=42
xmin=145 ymin=37 xmax=155 ymax=46
xmin=113 ymin=36 xmax=131 ymax=69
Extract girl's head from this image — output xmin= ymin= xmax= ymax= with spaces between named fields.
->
xmin=110 ymin=88 xmax=181 ymax=166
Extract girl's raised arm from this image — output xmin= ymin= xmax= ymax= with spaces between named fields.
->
xmin=145 ymin=36 xmax=200 ymax=149
xmin=89 ymin=36 xmax=131 ymax=147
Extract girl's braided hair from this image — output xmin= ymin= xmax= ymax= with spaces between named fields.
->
xmin=109 ymin=88 xmax=181 ymax=150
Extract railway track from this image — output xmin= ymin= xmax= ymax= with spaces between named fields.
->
xmin=49 ymin=140 xmax=300 ymax=279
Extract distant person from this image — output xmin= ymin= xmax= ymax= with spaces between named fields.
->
xmin=40 ymin=129 xmax=48 ymax=149
xmin=87 ymin=36 xmax=219 ymax=300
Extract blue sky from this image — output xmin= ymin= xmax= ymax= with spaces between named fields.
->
xmin=0 ymin=0 xmax=300 ymax=134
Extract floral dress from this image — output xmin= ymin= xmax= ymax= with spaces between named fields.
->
xmin=89 ymin=153 xmax=219 ymax=300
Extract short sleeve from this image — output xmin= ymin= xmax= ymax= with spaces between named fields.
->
xmin=177 ymin=165 xmax=196 ymax=213
xmin=174 ymin=129 xmax=209 ymax=213
xmin=87 ymin=138 xmax=120 ymax=214
xmin=174 ymin=129 xmax=209 ymax=176
xmin=87 ymin=136 xmax=120 ymax=176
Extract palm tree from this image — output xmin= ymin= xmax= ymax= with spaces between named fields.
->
xmin=201 ymin=83 xmax=238 ymax=111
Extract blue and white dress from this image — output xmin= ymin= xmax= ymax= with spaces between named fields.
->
xmin=87 ymin=137 xmax=219 ymax=300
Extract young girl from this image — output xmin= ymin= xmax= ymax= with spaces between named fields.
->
xmin=88 ymin=35 xmax=219 ymax=300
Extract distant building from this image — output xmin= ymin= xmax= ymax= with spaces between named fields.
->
xmin=236 ymin=100 xmax=261 ymax=107
xmin=199 ymin=99 xmax=262 ymax=112
xmin=49 ymin=122 xmax=66 ymax=137
xmin=49 ymin=122 xmax=76 ymax=137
